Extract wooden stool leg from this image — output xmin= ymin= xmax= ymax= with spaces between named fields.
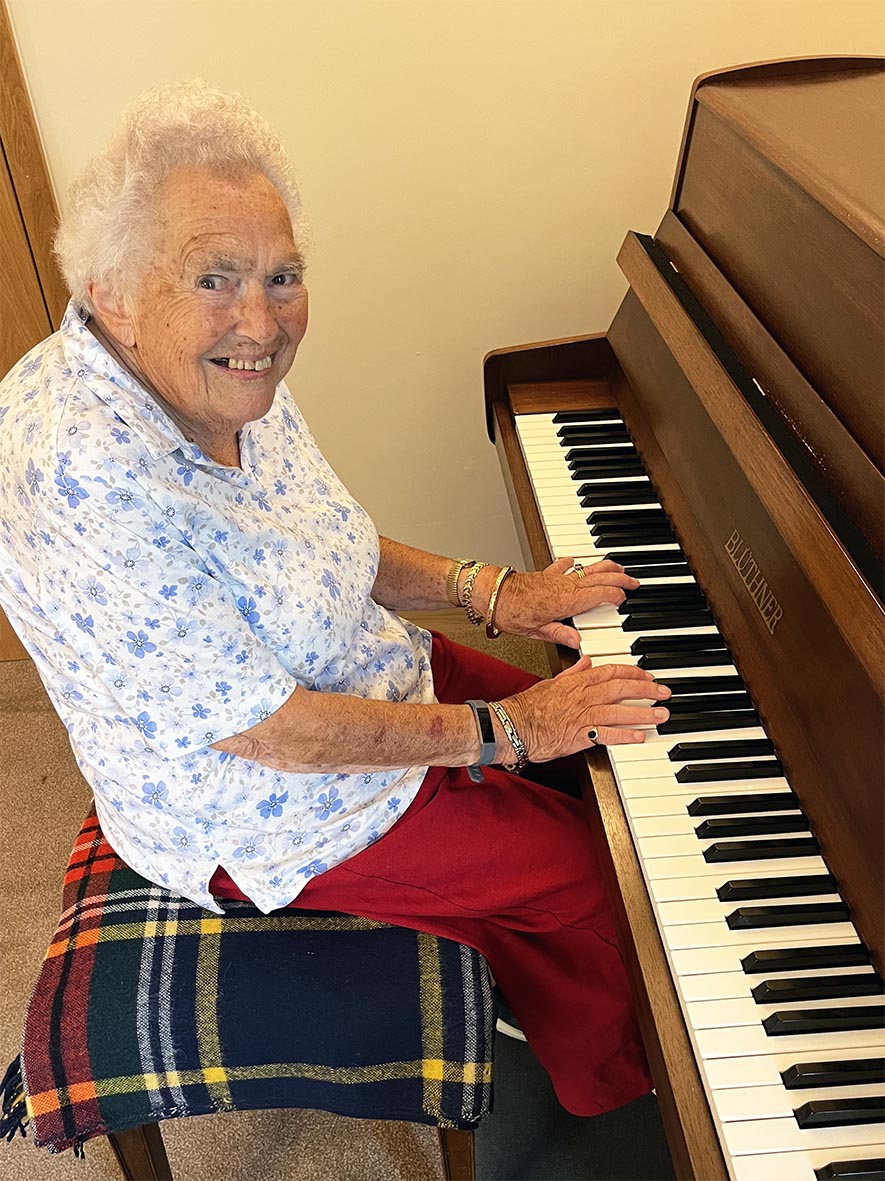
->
xmin=108 ymin=1123 xmax=173 ymax=1181
xmin=437 ymin=1126 xmax=475 ymax=1181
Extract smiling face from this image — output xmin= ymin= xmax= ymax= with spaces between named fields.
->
xmin=89 ymin=165 xmax=308 ymax=464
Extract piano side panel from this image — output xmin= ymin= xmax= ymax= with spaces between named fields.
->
xmin=491 ymin=397 xmax=729 ymax=1181
xmin=607 ymin=284 xmax=885 ymax=972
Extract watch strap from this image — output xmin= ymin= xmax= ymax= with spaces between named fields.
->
xmin=465 ymin=699 xmax=496 ymax=783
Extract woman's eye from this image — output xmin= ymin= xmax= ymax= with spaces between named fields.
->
xmin=197 ymin=275 xmax=226 ymax=291
xmin=270 ymin=272 xmax=299 ymax=288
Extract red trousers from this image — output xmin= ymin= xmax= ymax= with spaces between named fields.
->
xmin=210 ymin=632 xmax=652 ymax=1116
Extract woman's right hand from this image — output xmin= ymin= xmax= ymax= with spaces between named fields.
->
xmin=496 ymin=656 xmax=672 ymax=762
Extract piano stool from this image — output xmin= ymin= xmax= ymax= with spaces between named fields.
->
xmin=7 ymin=811 xmax=492 ymax=1181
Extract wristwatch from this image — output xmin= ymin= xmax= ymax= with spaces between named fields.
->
xmin=465 ymin=699 xmax=497 ymax=783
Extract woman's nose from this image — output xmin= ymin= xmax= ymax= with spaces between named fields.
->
xmin=233 ymin=282 xmax=278 ymax=344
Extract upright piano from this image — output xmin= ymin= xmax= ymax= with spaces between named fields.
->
xmin=484 ymin=58 xmax=885 ymax=1181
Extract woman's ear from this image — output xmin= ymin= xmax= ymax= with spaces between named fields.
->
xmin=86 ymin=283 xmax=137 ymax=349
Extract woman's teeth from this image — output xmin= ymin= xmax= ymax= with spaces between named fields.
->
xmin=213 ymin=355 xmax=273 ymax=371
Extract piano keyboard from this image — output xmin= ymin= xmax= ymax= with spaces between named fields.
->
xmin=515 ymin=409 xmax=885 ymax=1181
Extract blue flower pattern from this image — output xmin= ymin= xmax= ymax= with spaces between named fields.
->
xmin=0 ymin=303 xmax=433 ymax=916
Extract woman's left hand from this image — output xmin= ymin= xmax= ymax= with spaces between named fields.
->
xmin=477 ymin=557 xmax=639 ymax=648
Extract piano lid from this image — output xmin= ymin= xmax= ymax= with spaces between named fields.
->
xmin=657 ymin=57 xmax=885 ymax=591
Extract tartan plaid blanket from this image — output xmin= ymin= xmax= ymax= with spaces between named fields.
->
xmin=2 ymin=811 xmax=494 ymax=1155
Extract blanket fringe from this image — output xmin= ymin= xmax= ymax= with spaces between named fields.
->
xmin=0 ymin=1057 xmax=28 ymax=1143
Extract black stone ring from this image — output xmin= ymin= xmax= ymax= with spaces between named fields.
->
xmin=587 ymin=728 xmax=600 ymax=745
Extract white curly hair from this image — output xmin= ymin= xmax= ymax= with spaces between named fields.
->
xmin=55 ymin=79 xmax=305 ymax=312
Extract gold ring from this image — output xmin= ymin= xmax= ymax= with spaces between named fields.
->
xmin=572 ymin=562 xmax=586 ymax=580
xmin=587 ymin=728 xmax=600 ymax=745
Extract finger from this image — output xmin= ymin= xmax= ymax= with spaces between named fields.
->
xmin=589 ymin=726 xmax=649 ymax=747
xmin=574 ymin=584 xmax=629 ymax=608
xmin=587 ymin=559 xmax=626 ymax=574
xmin=535 ymin=621 xmax=581 ymax=648
xmin=587 ymin=663 xmax=658 ymax=683
xmin=592 ymin=704 xmax=670 ymax=727
xmin=584 ymin=572 xmax=640 ymax=591
xmin=545 ymin=556 xmax=576 ymax=575
xmin=590 ymin=677 xmax=672 ymax=702
xmin=555 ymin=653 xmax=594 ymax=678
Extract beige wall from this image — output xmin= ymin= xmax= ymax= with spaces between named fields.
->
xmin=8 ymin=0 xmax=884 ymax=566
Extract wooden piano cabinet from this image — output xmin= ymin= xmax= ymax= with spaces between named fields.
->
xmin=490 ymin=394 xmax=728 ymax=1180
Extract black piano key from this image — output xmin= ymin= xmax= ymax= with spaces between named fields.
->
xmin=623 ymin=586 xmax=705 ymax=602
xmin=581 ymin=486 xmax=658 ymax=508
xmin=783 ymin=1059 xmax=885 ymax=1089
xmin=656 ymin=674 xmax=745 ymax=694
xmin=727 ymin=901 xmax=849 ymax=930
xmin=639 ymin=651 xmax=735 ymax=671
xmin=587 ymin=509 xmax=669 ymax=526
xmin=605 ymin=548 xmax=685 ymax=565
xmin=671 ymin=736 xmax=775 ymax=765
xmin=754 ymin=976 xmax=884 ymax=1003
xmin=631 ymin=633 xmax=726 ymax=655
xmin=562 ymin=431 xmax=632 ymax=452
xmin=619 ymin=602 xmax=709 ymax=621
xmin=667 ymin=693 xmax=753 ymax=714
xmin=795 ymin=1097 xmax=885 ymax=1129
xmin=624 ymin=563 xmax=692 ymax=579
xmin=717 ymin=873 xmax=836 ymax=900
xmin=622 ymin=612 xmax=715 ymax=633
xmin=657 ymin=710 xmax=759 ymax=735
xmin=698 ymin=814 xmax=808 ymax=840
xmin=742 ymin=945 xmax=871 ymax=974
xmin=618 ymin=600 xmax=708 ymax=619
xmin=763 ymin=1006 xmax=885 ymax=1036
xmin=567 ymin=444 xmax=637 ymax=461
xmin=557 ymin=424 xmax=630 ymax=442
xmin=692 ymin=792 xmax=799 ymax=816
xmin=553 ymin=409 xmax=622 ymax=424
xmin=675 ymin=758 xmax=783 ymax=782
xmin=814 ymin=1160 xmax=885 ymax=1181
xmin=669 ymin=738 xmax=774 ymax=761
xmin=703 ymin=837 xmax=819 ymax=863
xmin=571 ymin=463 xmax=647 ymax=481
xmin=590 ymin=529 xmax=671 ymax=545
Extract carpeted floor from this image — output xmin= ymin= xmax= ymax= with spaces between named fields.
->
xmin=0 ymin=622 xmax=551 ymax=1181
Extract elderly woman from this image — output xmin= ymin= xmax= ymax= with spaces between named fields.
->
xmin=0 ymin=82 xmax=671 ymax=1119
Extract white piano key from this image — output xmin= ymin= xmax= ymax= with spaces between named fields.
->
xmin=611 ymin=726 xmax=769 ymax=761
xmin=649 ymin=865 xmax=831 ymax=904
xmin=722 ymin=1113 xmax=885 ymax=1157
xmin=633 ymin=809 xmax=804 ymax=840
xmin=627 ymin=783 xmax=794 ymax=816
xmin=731 ymin=1146 xmax=885 ymax=1181
xmin=636 ymin=831 xmax=810 ymax=862
xmin=663 ymin=920 xmax=858 ymax=951
xmin=646 ymin=852 xmax=827 ymax=882
xmin=671 ymin=936 xmax=861 ymax=977
xmin=689 ymin=993 xmax=878 ymax=1031
xmin=714 ymin=1082 xmax=885 ymax=1123
xmin=680 ymin=965 xmax=876 ymax=1003
xmin=695 ymin=1021 xmax=885 ymax=1060
xmin=705 ymin=1045 xmax=885 ymax=1090
xmin=656 ymin=893 xmax=839 ymax=926
xmin=621 ymin=771 xmax=788 ymax=795
xmin=580 ymin=623 xmax=720 ymax=656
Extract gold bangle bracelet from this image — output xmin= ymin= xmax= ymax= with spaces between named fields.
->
xmin=462 ymin=562 xmax=489 ymax=626
xmin=484 ymin=566 xmax=515 ymax=639
xmin=446 ymin=558 xmax=475 ymax=607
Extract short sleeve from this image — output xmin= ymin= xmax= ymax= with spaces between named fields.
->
xmin=30 ymin=458 xmax=298 ymax=758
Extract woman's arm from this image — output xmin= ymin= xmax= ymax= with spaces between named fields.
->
xmin=371 ymin=536 xmax=461 ymax=610
xmin=211 ymin=662 xmax=670 ymax=774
